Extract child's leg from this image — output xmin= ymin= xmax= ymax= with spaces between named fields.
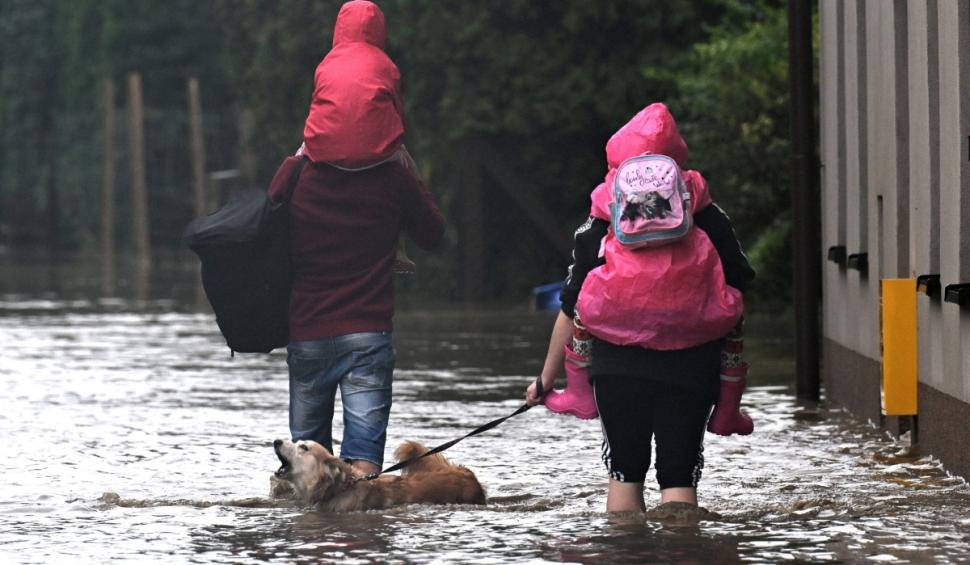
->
xmin=607 ymin=479 xmax=647 ymax=512
xmin=571 ymin=314 xmax=592 ymax=358
xmin=544 ymin=315 xmax=597 ymax=419
xmin=544 ymin=344 xmax=598 ymax=419
xmin=660 ymin=487 xmax=697 ymax=505
xmin=393 ymin=236 xmax=416 ymax=274
xmin=393 ymin=146 xmax=421 ymax=275
xmin=707 ymin=318 xmax=754 ymax=436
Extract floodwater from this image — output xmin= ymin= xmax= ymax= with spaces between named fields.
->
xmin=1 ymin=253 xmax=970 ymax=564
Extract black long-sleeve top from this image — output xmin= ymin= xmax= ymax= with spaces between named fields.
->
xmin=559 ymin=204 xmax=755 ymax=401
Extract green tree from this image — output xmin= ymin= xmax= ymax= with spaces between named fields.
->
xmin=221 ymin=0 xmax=729 ymax=299
xmin=0 ymin=0 xmax=236 ymax=250
xmin=0 ymin=0 xmax=799 ymax=305
xmin=669 ymin=0 xmax=798 ymax=304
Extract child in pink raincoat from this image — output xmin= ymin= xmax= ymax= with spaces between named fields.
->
xmin=526 ymin=103 xmax=755 ymax=512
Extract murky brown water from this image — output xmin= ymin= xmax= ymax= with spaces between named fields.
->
xmin=1 ymin=254 xmax=969 ymax=564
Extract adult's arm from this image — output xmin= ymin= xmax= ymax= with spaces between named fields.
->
xmin=526 ymin=310 xmax=574 ymax=406
xmin=524 ymin=216 xmax=606 ymax=404
xmin=694 ymin=203 xmax=756 ymax=294
xmin=399 ymin=168 xmax=445 ymax=251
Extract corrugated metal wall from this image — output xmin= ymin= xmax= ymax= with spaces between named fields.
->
xmin=820 ymin=0 xmax=970 ymax=405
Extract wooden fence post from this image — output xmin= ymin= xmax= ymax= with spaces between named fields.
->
xmin=101 ymin=78 xmax=117 ymax=293
xmin=187 ymin=76 xmax=208 ymax=217
xmin=238 ymin=107 xmax=257 ymax=189
xmin=126 ymin=72 xmax=151 ymax=267
xmin=461 ymin=148 xmax=484 ymax=303
xmin=42 ymin=81 xmax=60 ymax=254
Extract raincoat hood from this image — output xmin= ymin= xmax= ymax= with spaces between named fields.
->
xmin=332 ymin=0 xmax=387 ymax=49
xmin=605 ymin=103 xmax=688 ymax=170
xmin=591 ymin=103 xmax=708 ymax=220
xmin=302 ymin=0 xmax=404 ymax=168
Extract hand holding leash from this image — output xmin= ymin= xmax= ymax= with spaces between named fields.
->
xmin=526 ymin=375 xmax=550 ymax=406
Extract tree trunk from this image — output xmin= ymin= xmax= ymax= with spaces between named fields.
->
xmin=101 ymin=78 xmax=117 ymax=293
xmin=187 ymin=77 xmax=208 ymax=217
xmin=126 ymin=72 xmax=151 ymax=266
xmin=238 ymin=107 xmax=257 ymax=189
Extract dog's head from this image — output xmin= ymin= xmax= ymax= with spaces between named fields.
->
xmin=274 ymin=439 xmax=351 ymax=504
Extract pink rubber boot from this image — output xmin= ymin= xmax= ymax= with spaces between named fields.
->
xmin=544 ymin=344 xmax=598 ymax=420
xmin=707 ymin=362 xmax=754 ymax=436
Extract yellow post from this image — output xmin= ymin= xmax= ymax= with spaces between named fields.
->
xmin=881 ymin=279 xmax=918 ymax=415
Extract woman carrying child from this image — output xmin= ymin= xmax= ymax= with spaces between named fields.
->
xmin=525 ymin=103 xmax=755 ymax=512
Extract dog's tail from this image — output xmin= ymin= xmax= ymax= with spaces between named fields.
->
xmin=394 ymin=441 xmax=450 ymax=475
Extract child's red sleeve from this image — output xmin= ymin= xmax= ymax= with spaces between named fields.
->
xmin=589 ymin=179 xmax=613 ymax=221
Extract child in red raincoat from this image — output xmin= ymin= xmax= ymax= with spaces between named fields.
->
xmin=297 ymin=0 xmax=418 ymax=273
xmin=526 ymin=103 xmax=755 ymax=512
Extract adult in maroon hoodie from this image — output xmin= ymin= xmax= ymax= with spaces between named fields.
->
xmin=286 ymin=1 xmax=444 ymax=477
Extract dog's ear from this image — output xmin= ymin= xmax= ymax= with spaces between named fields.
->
xmin=307 ymin=458 xmax=349 ymax=504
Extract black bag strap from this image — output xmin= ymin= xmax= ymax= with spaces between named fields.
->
xmin=282 ymin=156 xmax=310 ymax=202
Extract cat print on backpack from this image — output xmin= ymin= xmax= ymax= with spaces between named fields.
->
xmin=610 ymin=154 xmax=692 ymax=249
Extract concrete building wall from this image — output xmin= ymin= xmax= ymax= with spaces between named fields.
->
xmin=909 ymin=0 xmax=946 ymax=395
xmin=819 ymin=0 xmax=970 ymax=479
xmin=839 ymin=0 xmax=881 ymax=360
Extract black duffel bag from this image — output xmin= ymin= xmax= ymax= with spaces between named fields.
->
xmin=183 ymin=156 xmax=308 ymax=354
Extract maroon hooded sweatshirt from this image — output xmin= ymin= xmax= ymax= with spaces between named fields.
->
xmin=286 ymin=2 xmax=443 ymax=341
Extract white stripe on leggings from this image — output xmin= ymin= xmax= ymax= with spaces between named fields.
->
xmin=690 ymin=409 xmax=711 ymax=487
xmin=594 ymin=384 xmax=625 ymax=482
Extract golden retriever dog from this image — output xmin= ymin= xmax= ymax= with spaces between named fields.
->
xmin=273 ymin=439 xmax=486 ymax=511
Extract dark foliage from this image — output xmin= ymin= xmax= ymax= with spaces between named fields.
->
xmin=0 ymin=0 xmax=805 ymax=304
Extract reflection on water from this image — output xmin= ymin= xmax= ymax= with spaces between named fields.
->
xmin=1 ymin=256 xmax=969 ymax=563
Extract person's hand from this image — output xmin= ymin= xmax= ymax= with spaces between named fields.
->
xmin=525 ymin=376 xmax=552 ymax=406
xmin=526 ymin=381 xmax=541 ymax=406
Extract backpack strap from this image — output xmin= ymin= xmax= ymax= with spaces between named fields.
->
xmin=284 ymin=156 xmax=310 ymax=202
xmin=267 ymin=155 xmax=310 ymax=203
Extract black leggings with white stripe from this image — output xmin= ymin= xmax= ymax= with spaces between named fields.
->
xmin=593 ymin=376 xmax=714 ymax=489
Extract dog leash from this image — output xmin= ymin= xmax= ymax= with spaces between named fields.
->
xmin=358 ymin=397 xmax=540 ymax=482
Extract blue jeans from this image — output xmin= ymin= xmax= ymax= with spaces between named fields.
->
xmin=287 ymin=332 xmax=395 ymax=467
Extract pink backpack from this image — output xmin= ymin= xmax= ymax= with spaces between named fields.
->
xmin=579 ymin=164 xmax=743 ymax=351
xmin=611 ymin=154 xmax=692 ymax=248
